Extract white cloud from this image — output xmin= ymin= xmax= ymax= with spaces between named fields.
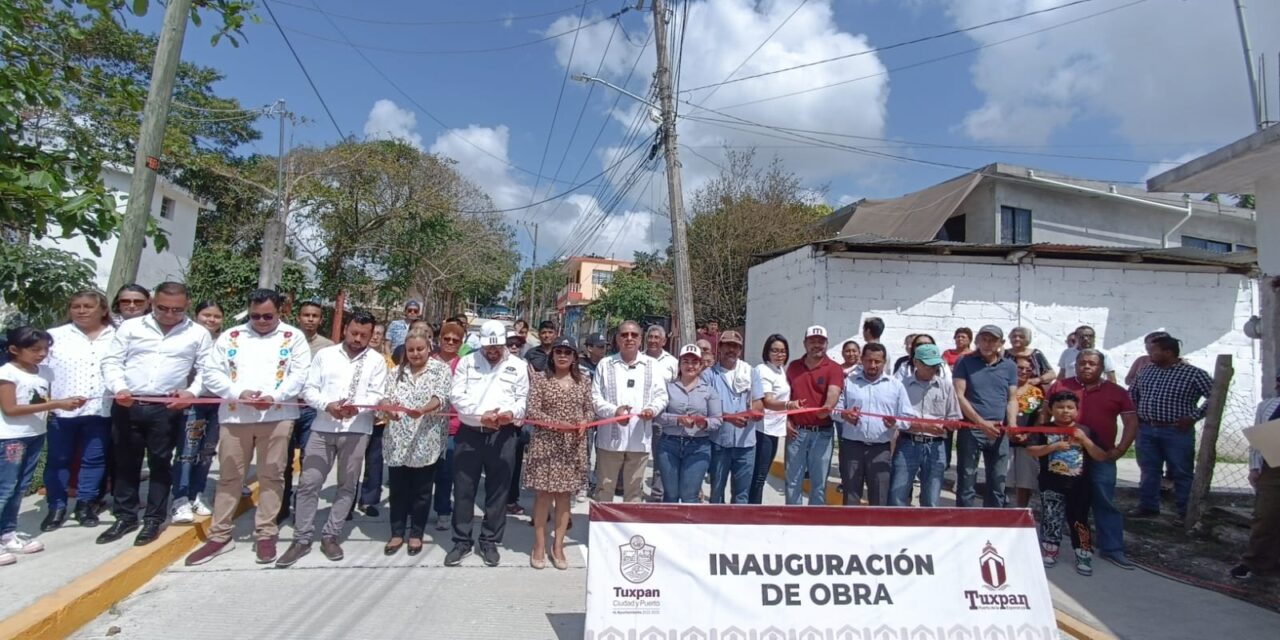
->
xmin=1141 ymin=150 xmax=1208 ymax=184
xmin=948 ymin=0 xmax=1280 ymax=146
xmin=548 ymin=0 xmax=891 ymax=198
xmin=363 ymin=99 xmax=424 ymax=150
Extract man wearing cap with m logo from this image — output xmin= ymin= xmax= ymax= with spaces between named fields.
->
xmin=784 ymin=326 xmax=844 ymax=505
xmin=445 ymin=320 xmax=529 ymax=568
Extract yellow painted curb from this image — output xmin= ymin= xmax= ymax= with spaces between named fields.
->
xmin=767 ymin=457 xmax=844 ymax=505
xmin=0 ymin=483 xmax=261 ymax=640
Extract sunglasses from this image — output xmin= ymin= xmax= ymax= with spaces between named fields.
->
xmin=249 ymin=313 xmax=276 ymax=321
xmin=618 ymin=332 xmax=641 ymax=339
xmin=440 ymin=336 xmax=462 ymax=344
xmin=118 ymin=299 xmax=148 ymax=306
xmin=154 ymin=304 xmax=187 ymax=315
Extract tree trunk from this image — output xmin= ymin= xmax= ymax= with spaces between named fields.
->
xmin=1185 ymin=354 xmax=1234 ymax=532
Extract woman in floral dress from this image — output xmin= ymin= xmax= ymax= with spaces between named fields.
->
xmin=523 ymin=337 xmax=592 ymax=570
xmin=379 ymin=331 xmax=451 ymax=556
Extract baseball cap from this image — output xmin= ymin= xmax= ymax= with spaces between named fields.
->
xmin=479 ymin=320 xmax=506 ymax=346
xmin=718 ymin=330 xmax=744 ymax=345
xmin=583 ymin=333 xmax=607 ymax=348
xmin=913 ymin=343 xmax=944 ymax=366
xmin=805 ymin=325 xmax=828 ymax=339
xmin=977 ymin=324 xmax=1004 ymax=340
xmin=678 ymin=344 xmax=702 ymax=359
xmin=404 ymin=300 xmax=422 ymax=310
xmin=550 ymin=336 xmax=578 ymax=353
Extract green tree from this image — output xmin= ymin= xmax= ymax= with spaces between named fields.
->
xmin=514 ymin=259 xmax=568 ymax=322
xmin=184 ymin=247 xmax=309 ymax=310
xmin=0 ymin=244 xmax=96 ymax=328
xmin=686 ymin=149 xmax=827 ymax=327
xmin=1236 ymin=194 xmax=1255 ymax=209
xmin=587 ymin=268 xmax=669 ymax=326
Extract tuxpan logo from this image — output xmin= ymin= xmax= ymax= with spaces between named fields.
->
xmin=619 ymin=535 xmax=657 ymax=584
xmin=963 ymin=542 xmax=1031 ymax=611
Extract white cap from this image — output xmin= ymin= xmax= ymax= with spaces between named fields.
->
xmin=479 ymin=320 xmax=506 ymax=347
xmin=678 ymin=344 xmax=702 ymax=359
xmin=805 ymin=325 xmax=828 ymax=339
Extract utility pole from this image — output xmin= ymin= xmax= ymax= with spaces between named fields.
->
xmin=258 ymin=99 xmax=289 ymax=289
xmin=106 ymin=0 xmax=193 ymax=296
xmin=1233 ymin=0 xmax=1264 ymax=131
xmin=517 ymin=221 xmax=539 ymax=322
xmin=652 ymin=0 xmax=696 ymax=345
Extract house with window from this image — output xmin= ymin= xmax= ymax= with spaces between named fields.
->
xmin=555 ymin=255 xmax=634 ymax=338
xmin=817 ymin=162 xmax=1256 ymax=251
xmin=34 ymin=164 xmax=204 ymax=291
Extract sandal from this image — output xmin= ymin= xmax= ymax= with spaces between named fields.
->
xmin=530 ymin=553 xmax=546 ymax=570
xmin=384 ymin=537 xmax=405 ymax=556
xmin=407 ymin=538 xmax=424 ymax=556
xmin=551 ymin=552 xmax=568 ymax=570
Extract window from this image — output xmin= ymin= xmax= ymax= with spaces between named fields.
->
xmin=1181 ymin=235 xmax=1232 ymax=253
xmin=591 ymin=269 xmax=614 ymax=285
xmin=1236 ymin=243 xmax=1256 ymax=252
xmin=159 ymin=196 xmax=176 ymax=220
xmin=999 ymin=206 xmax=1032 ymax=244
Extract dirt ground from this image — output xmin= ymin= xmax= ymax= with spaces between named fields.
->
xmin=1113 ymin=486 xmax=1280 ymax=614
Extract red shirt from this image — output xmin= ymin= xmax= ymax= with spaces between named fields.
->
xmin=1049 ymin=378 xmax=1135 ymax=448
xmin=786 ymin=356 xmax=845 ymax=427
xmin=942 ymin=348 xmax=968 ymax=367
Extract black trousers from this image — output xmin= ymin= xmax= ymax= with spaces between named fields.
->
xmin=838 ymin=439 xmax=892 ymax=506
xmin=507 ymin=425 xmax=531 ymax=505
xmin=358 ymin=426 xmax=386 ymax=507
xmin=111 ymin=402 xmax=184 ymax=524
xmin=451 ymin=425 xmax=518 ymax=546
xmin=388 ymin=463 xmax=437 ymax=538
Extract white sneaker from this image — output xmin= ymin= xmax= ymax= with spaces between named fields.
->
xmin=172 ymin=500 xmax=195 ymax=524
xmin=0 ymin=532 xmax=44 ymax=554
xmin=191 ymin=495 xmax=213 ymax=517
xmin=0 ymin=551 xmax=15 ymax=566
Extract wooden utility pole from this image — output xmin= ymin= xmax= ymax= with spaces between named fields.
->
xmin=258 ymin=99 xmax=289 ymax=289
xmin=652 ymin=0 xmax=696 ymax=345
xmin=1185 ymin=354 xmax=1234 ymax=532
xmin=106 ymin=0 xmax=193 ymax=296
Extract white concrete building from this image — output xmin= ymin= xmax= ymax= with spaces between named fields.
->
xmin=746 ymin=237 xmax=1261 ymax=456
xmin=35 ymin=164 xmax=203 ymax=291
xmin=821 ymin=163 xmax=1256 ymax=251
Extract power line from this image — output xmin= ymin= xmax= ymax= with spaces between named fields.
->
xmin=707 ymin=0 xmax=1148 ymax=112
xmin=263 ymin=0 xmax=345 ymax=138
xmin=456 ymin=138 xmax=652 ymax=215
xmin=526 ymin=0 xmax=593 ymax=215
xmin=679 ymin=0 xmax=1100 ymax=94
xmin=271 ymin=0 xmax=602 ymax=26
xmin=283 ymin=9 xmax=629 ymax=56
xmin=688 ymin=0 xmax=808 ymax=113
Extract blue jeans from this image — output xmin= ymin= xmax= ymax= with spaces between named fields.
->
xmin=655 ymin=435 xmax=711 ymax=503
xmin=889 ymin=437 xmax=946 ymax=507
xmin=784 ymin=427 xmax=834 ymax=505
xmin=749 ymin=433 xmax=779 ymax=504
xmin=1090 ymin=459 xmax=1124 ymax=554
xmin=432 ymin=434 xmax=455 ymax=517
xmin=1 ymin=435 xmax=46 ymax=536
xmin=710 ymin=444 xmax=755 ymax=504
xmin=44 ymin=415 xmax=111 ymax=508
xmin=173 ymin=405 xmax=219 ymax=502
xmin=1136 ymin=424 xmax=1194 ymax=515
xmin=956 ymin=429 xmax=1010 ymax=508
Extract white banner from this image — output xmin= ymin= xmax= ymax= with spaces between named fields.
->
xmin=586 ymin=504 xmax=1058 ymax=640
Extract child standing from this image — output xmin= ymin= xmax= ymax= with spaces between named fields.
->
xmin=1028 ymin=390 xmax=1108 ymax=576
xmin=0 ymin=327 xmax=85 ymax=566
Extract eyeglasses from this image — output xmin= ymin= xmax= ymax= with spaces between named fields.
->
xmin=154 ymin=304 xmax=187 ymax=315
xmin=249 ymin=313 xmax=276 ymax=321
xmin=118 ymin=299 xmax=147 ymax=306
xmin=618 ymin=332 xmax=640 ymax=339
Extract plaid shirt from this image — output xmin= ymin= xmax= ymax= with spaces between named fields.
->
xmin=1130 ymin=362 xmax=1213 ymax=424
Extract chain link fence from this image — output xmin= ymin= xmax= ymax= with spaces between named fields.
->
xmin=1201 ymin=376 xmax=1257 ymax=498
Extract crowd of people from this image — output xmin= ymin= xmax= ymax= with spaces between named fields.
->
xmin=0 ymin=285 xmax=1275 ymax=584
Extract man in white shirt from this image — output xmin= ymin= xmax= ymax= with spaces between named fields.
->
xmin=1057 ymin=324 xmax=1117 ymax=382
xmin=185 ymin=289 xmax=311 ymax=567
xmin=279 ymin=301 xmax=334 ymax=524
xmin=98 ymin=282 xmax=213 ymax=546
xmin=643 ymin=324 xmax=677 ymax=499
xmin=276 ymin=310 xmax=387 ymax=568
xmin=445 ymin=320 xmax=529 ymax=568
xmin=593 ymin=320 xmax=668 ymax=503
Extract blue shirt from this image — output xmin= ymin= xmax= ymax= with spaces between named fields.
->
xmin=835 ymin=370 xmax=916 ymax=444
xmin=386 ymin=319 xmax=410 ymax=351
xmin=656 ymin=377 xmax=722 ymax=438
xmin=704 ymin=363 xmax=756 ymax=448
xmin=953 ymin=353 xmax=1018 ymax=422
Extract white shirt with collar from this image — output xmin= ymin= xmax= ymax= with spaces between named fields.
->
xmin=449 ymin=351 xmax=529 ymax=427
xmin=1251 ymin=397 xmax=1280 ymax=471
xmin=203 ymin=322 xmax=312 ymax=424
xmin=47 ymin=323 xmax=116 ymax=418
xmin=648 ymin=350 xmax=678 ymax=383
xmin=592 ymin=352 xmax=669 ymax=453
xmin=101 ymin=315 xmax=213 ymax=397
xmin=302 ymin=344 xmax=388 ymax=435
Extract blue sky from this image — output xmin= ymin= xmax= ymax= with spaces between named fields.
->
xmin=128 ymin=0 xmax=1280 ymax=262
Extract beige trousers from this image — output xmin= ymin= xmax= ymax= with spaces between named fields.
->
xmin=208 ymin=420 xmax=294 ymax=543
xmin=593 ymin=449 xmax=649 ymax=503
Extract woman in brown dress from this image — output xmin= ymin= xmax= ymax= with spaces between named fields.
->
xmin=523 ymin=337 xmax=592 ymax=570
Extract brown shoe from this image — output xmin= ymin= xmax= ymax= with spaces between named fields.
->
xmin=320 ymin=535 xmax=344 ymax=561
xmin=274 ymin=541 xmax=310 ymax=568
xmin=185 ymin=539 xmax=235 ymax=566
xmin=254 ymin=537 xmax=278 ymax=564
